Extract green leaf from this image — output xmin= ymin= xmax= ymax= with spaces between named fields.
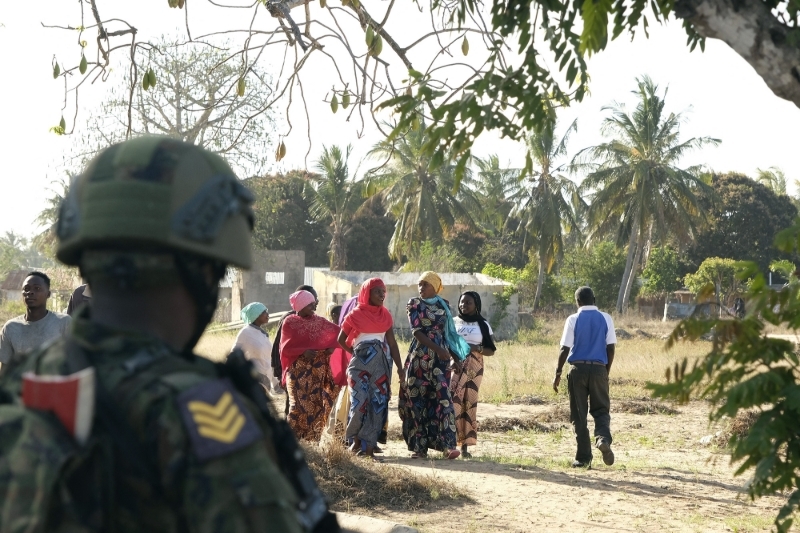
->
xmin=579 ymin=0 xmax=612 ymax=56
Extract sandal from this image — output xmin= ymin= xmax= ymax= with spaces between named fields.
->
xmin=461 ymin=451 xmax=473 ymax=459
xmin=446 ymin=449 xmax=461 ymax=460
xmin=411 ymin=452 xmax=427 ymax=459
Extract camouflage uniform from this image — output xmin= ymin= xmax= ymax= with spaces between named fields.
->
xmin=0 ymin=136 xmax=336 ymax=533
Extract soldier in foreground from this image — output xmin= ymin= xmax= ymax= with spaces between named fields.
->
xmin=0 ymin=136 xmax=340 ymax=532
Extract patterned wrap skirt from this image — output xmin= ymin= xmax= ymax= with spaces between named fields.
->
xmin=450 ymin=351 xmax=484 ymax=446
xmin=286 ymin=349 xmax=340 ymax=441
xmin=398 ymin=340 xmax=457 ymax=454
xmin=345 ymin=339 xmax=392 ymax=448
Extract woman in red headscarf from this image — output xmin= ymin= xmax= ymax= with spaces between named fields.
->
xmin=280 ymin=289 xmax=341 ymax=441
xmin=337 ymin=278 xmax=402 ymax=461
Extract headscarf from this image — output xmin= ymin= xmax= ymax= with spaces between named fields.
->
xmin=278 ymin=312 xmax=340 ymax=385
xmin=329 ymin=295 xmax=358 ymax=387
xmin=419 ymin=271 xmax=443 ymax=294
xmin=341 ymin=278 xmax=394 ymax=347
xmin=457 ymin=291 xmax=496 ymax=352
xmin=417 ymin=271 xmax=470 ymax=361
xmin=240 ymin=302 xmax=267 ymax=324
xmin=338 ymin=296 xmax=358 ymax=326
xmin=289 ymin=290 xmax=316 ymax=312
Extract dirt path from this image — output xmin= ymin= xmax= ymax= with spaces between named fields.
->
xmin=356 ymin=400 xmax=783 ymax=533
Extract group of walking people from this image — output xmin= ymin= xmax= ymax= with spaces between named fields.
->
xmin=236 ymin=270 xmax=498 ymax=461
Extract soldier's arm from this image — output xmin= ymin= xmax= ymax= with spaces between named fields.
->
xmin=154 ymin=380 xmax=304 ymax=533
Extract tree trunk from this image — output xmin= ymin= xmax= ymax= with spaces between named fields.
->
xmin=642 ymin=221 xmax=654 ymax=267
xmin=675 ymin=0 xmax=800 ymax=109
xmin=330 ymin=226 xmax=347 ymax=271
xmin=616 ymin=223 xmax=639 ymax=313
xmin=622 ymin=233 xmax=644 ymax=313
xmin=533 ymin=256 xmax=545 ymax=311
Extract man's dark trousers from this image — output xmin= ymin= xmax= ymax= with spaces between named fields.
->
xmin=567 ymin=362 xmax=612 ymax=463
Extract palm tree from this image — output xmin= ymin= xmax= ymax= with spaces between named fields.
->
xmin=34 ymin=177 xmax=70 ymax=259
xmin=304 ymin=145 xmax=364 ymax=270
xmin=756 ymin=166 xmax=787 ymax=195
xmin=472 ymin=155 xmax=521 ymax=235
xmin=368 ymin=119 xmax=480 ymax=261
xmin=513 ymin=118 xmax=582 ymax=310
xmin=576 ymin=76 xmax=719 ymax=313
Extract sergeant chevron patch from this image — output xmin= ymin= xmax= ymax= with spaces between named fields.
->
xmin=177 ymin=379 xmax=263 ymax=462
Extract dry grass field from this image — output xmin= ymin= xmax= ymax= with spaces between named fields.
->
xmin=196 ymin=317 xmax=790 ymax=532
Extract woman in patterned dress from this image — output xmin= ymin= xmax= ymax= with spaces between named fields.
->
xmin=279 ymin=290 xmax=341 ymax=441
xmin=450 ymin=291 xmax=496 ymax=458
xmin=399 ymin=271 xmax=471 ymax=459
xmin=337 ymin=278 xmax=403 ymax=462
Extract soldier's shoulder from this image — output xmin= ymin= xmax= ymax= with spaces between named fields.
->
xmin=172 ymin=377 xmax=267 ymax=462
xmin=119 ymin=353 xmax=273 ymax=461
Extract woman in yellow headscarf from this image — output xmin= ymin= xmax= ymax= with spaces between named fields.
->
xmin=398 ymin=271 xmax=470 ymax=459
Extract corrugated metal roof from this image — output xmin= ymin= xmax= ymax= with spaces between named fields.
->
xmin=0 ymin=269 xmax=30 ymax=291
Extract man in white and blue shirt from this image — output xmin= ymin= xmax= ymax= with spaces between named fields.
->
xmin=553 ymin=286 xmax=617 ymax=467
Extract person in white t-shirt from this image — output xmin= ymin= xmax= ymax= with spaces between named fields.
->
xmin=0 ymin=271 xmax=71 ymax=365
xmin=450 ymin=291 xmax=496 ymax=458
xmin=232 ymin=302 xmax=281 ymax=393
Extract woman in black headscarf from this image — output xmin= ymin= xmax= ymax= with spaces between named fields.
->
xmin=449 ymin=291 xmax=497 ymax=458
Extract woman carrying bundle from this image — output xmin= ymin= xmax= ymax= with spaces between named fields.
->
xmin=450 ymin=291 xmax=496 ymax=458
xmin=399 ymin=271 xmax=471 ymax=459
xmin=337 ymin=278 xmax=402 ymax=462
xmin=280 ymin=289 xmax=341 ymax=441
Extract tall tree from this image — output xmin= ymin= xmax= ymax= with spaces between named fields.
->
xmin=577 ymin=76 xmax=719 ymax=313
xmin=33 ymin=178 xmax=70 ymax=259
xmin=687 ymin=173 xmax=798 ymax=273
xmin=368 ymin=119 xmax=480 ymax=261
xmin=304 ymin=145 xmax=365 ymax=271
xmin=472 ymin=155 xmax=521 ymax=235
xmin=343 ymin=202 xmax=396 ymax=272
xmin=71 ymin=37 xmax=276 ymax=178
xmin=756 ymin=166 xmax=788 ymax=195
xmin=514 ymin=119 xmax=582 ymax=310
xmin=246 ymin=172 xmax=329 ymax=267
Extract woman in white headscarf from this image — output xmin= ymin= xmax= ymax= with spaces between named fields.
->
xmin=232 ymin=302 xmax=280 ymax=393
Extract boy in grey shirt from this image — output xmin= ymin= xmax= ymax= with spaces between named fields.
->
xmin=0 ymin=271 xmax=71 ymax=364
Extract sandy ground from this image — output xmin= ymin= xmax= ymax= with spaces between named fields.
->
xmin=346 ymin=399 xmax=785 ymax=533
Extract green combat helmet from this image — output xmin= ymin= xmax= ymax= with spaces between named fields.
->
xmin=56 ymin=135 xmax=254 ymax=270
xmin=0 ymin=136 xmax=341 ymax=532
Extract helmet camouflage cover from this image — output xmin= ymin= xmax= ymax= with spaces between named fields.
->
xmin=56 ymin=136 xmax=254 ymax=269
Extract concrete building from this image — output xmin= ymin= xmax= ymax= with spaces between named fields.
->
xmin=0 ymin=270 xmax=28 ymax=303
xmin=229 ymin=250 xmax=306 ymax=321
xmin=311 ymin=271 xmax=519 ymax=339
